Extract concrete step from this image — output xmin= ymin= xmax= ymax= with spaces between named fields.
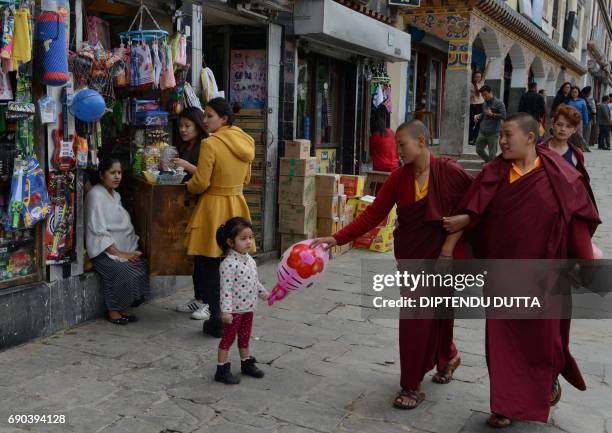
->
xmin=459 ymin=152 xmax=481 ymax=160
xmin=457 ymin=159 xmax=484 ymax=170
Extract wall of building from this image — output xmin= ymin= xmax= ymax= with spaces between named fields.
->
xmin=0 ymin=274 xmax=190 ymax=350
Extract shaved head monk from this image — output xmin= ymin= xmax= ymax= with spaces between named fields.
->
xmin=444 ymin=113 xmax=600 ymax=428
xmin=313 ymin=119 xmax=473 ymax=410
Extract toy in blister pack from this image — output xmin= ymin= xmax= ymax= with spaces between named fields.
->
xmin=8 ymin=158 xmax=24 ymax=230
xmin=22 ymin=156 xmax=51 ymax=228
xmin=45 ymin=172 xmax=75 ymax=264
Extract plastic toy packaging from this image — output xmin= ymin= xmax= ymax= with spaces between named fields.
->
xmin=38 ymin=95 xmax=56 ymax=124
xmin=7 ymin=158 xmax=24 ymax=230
xmin=143 ymin=145 xmax=160 ymax=172
xmin=22 ymin=155 xmax=50 ymax=228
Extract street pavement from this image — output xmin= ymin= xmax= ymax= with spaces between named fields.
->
xmin=0 ymin=149 xmax=611 ymax=433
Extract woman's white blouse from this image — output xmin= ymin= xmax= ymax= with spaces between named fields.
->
xmin=85 ymin=184 xmax=139 ymax=260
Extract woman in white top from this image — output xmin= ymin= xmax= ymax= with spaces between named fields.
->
xmin=85 ymin=157 xmax=150 ymax=325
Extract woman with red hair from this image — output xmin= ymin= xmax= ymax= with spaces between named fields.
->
xmin=546 ymin=105 xmax=593 ymax=201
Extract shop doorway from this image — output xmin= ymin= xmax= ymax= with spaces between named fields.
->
xmin=297 ymin=52 xmax=356 ymax=173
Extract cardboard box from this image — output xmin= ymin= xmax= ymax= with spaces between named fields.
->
xmin=337 ymin=194 xmax=347 ymax=219
xmin=345 ymin=199 xmax=359 ymax=221
xmin=354 ymin=226 xmax=394 ymax=252
xmin=340 ymin=175 xmax=366 ymax=198
xmin=317 ymin=217 xmax=340 ymax=237
xmin=280 ymin=231 xmax=316 ymax=252
xmin=280 ymin=157 xmax=317 ymax=177
xmin=316 ymin=148 xmax=337 ymax=174
xmin=278 ymin=175 xmax=316 ymax=205
xmin=285 ymin=140 xmax=311 ymax=158
xmin=355 ymin=195 xmax=397 ymax=228
xmin=317 ymin=195 xmax=339 ymax=218
xmin=279 ymin=203 xmax=317 ymax=234
xmin=316 ymin=174 xmax=340 ymax=196
xmin=338 ymin=183 xmax=344 ymax=195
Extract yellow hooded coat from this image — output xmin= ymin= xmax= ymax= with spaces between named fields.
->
xmin=185 ymin=125 xmax=255 ymax=257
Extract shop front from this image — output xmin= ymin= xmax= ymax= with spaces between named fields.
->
xmin=0 ymin=0 xmax=213 ymax=348
xmin=293 ymin=0 xmax=411 ymax=174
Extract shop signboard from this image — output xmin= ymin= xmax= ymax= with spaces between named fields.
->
xmin=230 ymin=50 xmax=267 ymax=110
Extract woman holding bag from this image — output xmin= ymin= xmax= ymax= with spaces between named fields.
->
xmin=185 ymin=98 xmax=255 ymax=337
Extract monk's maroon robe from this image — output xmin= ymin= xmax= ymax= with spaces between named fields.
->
xmin=334 ymin=155 xmax=473 ymax=389
xmin=458 ymin=144 xmax=600 ymax=422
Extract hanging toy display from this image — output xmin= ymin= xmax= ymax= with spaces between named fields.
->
xmin=36 ymin=8 xmax=68 ymax=86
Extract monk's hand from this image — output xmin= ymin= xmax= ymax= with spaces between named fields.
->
xmin=442 ymin=215 xmax=470 ymax=233
xmin=311 ymin=237 xmax=337 ymax=251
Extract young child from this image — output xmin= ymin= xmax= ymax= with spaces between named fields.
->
xmin=214 ymin=217 xmax=269 ymax=385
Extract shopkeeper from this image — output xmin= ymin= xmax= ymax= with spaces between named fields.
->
xmin=182 ymin=98 xmax=255 ymax=338
xmin=85 ymin=157 xmax=151 ymax=325
xmin=173 ymin=107 xmax=208 ymax=181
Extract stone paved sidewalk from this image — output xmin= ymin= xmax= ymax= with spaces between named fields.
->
xmin=0 ymin=149 xmax=611 ymax=433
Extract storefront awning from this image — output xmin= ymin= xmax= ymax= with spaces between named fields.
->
xmin=294 ymin=0 xmax=411 ymax=62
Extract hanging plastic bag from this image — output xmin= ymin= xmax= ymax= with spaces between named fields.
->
xmin=183 ymin=82 xmax=202 ymax=110
xmin=201 ymin=67 xmax=219 ymax=104
xmin=174 ymin=34 xmax=187 ymax=67
xmin=22 ymin=155 xmax=50 ymax=228
xmin=160 ymin=43 xmax=175 ymax=90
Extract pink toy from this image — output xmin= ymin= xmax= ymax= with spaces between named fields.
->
xmin=268 ymin=240 xmax=329 ymax=305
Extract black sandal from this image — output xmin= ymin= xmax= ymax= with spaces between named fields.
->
xmin=392 ymin=389 xmax=424 ymax=410
xmin=432 ymin=356 xmax=461 ymax=384
xmin=487 ymin=414 xmax=512 ymax=428
xmin=107 ymin=316 xmax=129 ymax=325
xmin=551 ymin=378 xmax=562 ymax=406
xmin=120 ymin=315 xmax=138 ymax=323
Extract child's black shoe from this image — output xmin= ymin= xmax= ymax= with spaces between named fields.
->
xmin=215 ymin=363 xmax=240 ymax=384
xmin=241 ymin=357 xmax=264 ymax=378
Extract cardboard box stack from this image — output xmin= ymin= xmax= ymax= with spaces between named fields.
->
xmin=352 ymin=195 xmax=397 ymax=253
xmin=278 ymin=140 xmax=317 ymax=252
xmin=315 ymin=174 xmax=354 ymax=258
xmin=236 ymin=110 xmax=266 ymax=251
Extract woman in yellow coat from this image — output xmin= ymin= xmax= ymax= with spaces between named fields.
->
xmin=185 ymin=98 xmax=254 ymax=337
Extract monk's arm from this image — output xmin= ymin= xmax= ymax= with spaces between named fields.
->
xmin=568 ymin=218 xmax=593 ymax=259
xmin=440 ymin=230 xmax=463 ymax=257
xmin=333 ymin=171 xmax=398 ymax=246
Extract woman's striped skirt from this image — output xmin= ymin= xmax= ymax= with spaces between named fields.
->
xmin=92 ymin=253 xmax=151 ymax=311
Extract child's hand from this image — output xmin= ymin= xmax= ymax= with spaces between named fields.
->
xmin=222 ymin=313 xmax=233 ymax=325
xmin=259 ymin=291 xmax=269 ymax=301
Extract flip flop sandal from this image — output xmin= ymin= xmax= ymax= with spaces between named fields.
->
xmin=487 ymin=414 xmax=512 ymax=428
xmin=392 ymin=389 xmax=425 ymax=410
xmin=107 ymin=316 xmax=129 ymax=325
xmin=432 ymin=357 xmax=461 ymax=384
xmin=551 ymin=378 xmax=562 ymax=406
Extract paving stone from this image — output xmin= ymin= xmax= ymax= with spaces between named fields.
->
xmin=551 ymin=401 xmax=606 ymax=433
xmin=459 ymin=411 xmax=565 ymax=433
xmin=266 ymin=400 xmax=347 ymax=433
xmin=336 ymin=413 xmax=425 ymax=433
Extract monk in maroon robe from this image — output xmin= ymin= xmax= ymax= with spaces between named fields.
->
xmin=444 ymin=113 xmax=600 ymax=428
xmin=313 ymin=120 xmax=473 ymax=409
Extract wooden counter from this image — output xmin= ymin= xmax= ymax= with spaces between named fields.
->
xmin=122 ymin=176 xmax=196 ymax=276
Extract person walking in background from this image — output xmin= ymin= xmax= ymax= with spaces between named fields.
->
xmin=538 ymin=89 xmax=548 ymax=137
xmin=369 ymin=105 xmax=400 ymax=172
xmin=469 ymin=60 xmax=491 ymax=146
xmin=550 ymin=82 xmax=571 ymax=118
xmin=597 ymin=95 xmax=611 ymax=150
xmin=518 ymin=82 xmax=546 ymax=122
xmin=185 ymin=97 xmax=255 ymax=338
xmin=474 ymin=86 xmax=506 ymax=162
xmin=581 ymin=87 xmax=596 ymax=147
xmin=566 ymin=86 xmax=589 ymax=141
